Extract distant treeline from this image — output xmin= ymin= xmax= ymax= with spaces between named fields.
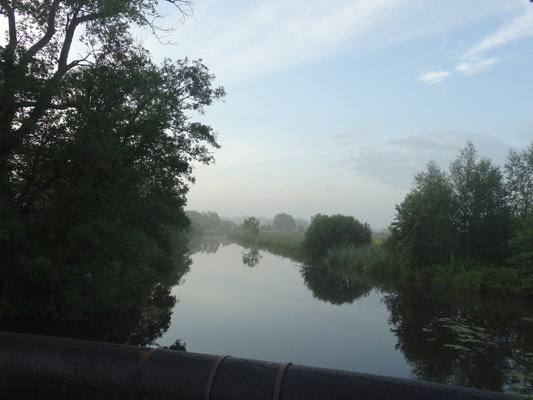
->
xmin=185 ymin=211 xmax=308 ymax=235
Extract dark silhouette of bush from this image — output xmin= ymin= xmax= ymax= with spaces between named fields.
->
xmin=302 ymin=214 xmax=371 ymax=262
xmin=273 ymin=213 xmax=297 ymax=231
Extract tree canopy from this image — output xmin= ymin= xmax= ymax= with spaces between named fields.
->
xmin=390 ymin=142 xmax=530 ymax=271
xmin=273 ymin=212 xmax=297 ymax=232
xmin=0 ymin=0 xmax=224 ymax=320
xmin=302 ymin=214 xmax=371 ymax=261
xmin=241 ymin=217 xmax=260 ymax=237
xmin=390 ymin=161 xmax=457 ymax=268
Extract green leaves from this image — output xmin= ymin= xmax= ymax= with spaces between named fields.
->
xmin=302 ymin=214 xmax=372 ymax=262
xmin=390 ymin=161 xmax=456 ymax=268
xmin=242 ymin=217 xmax=260 ymax=237
xmin=422 ymin=317 xmax=495 ymax=353
xmin=0 ymin=0 xmax=222 ymax=320
xmin=390 ymin=141 xmax=532 ymax=272
xmin=273 ymin=213 xmax=297 ymax=232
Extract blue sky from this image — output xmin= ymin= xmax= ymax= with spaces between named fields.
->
xmin=145 ymin=0 xmax=533 ymax=228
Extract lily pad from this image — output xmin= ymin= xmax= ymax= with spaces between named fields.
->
xmin=437 ymin=317 xmax=453 ymax=323
xmin=444 ymin=344 xmax=472 ymax=351
xmin=457 ymin=338 xmax=483 ymax=344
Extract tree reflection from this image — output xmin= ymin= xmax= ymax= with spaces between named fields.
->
xmin=241 ymin=248 xmax=262 ymax=268
xmin=300 ymin=266 xmax=371 ymax=305
xmin=383 ymin=285 xmax=533 ymax=395
xmin=188 ymin=235 xmax=231 ymax=254
xmin=0 ymin=251 xmax=192 ymax=347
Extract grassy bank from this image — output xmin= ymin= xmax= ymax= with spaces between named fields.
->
xmin=230 ymin=231 xmax=532 ymax=297
xmin=229 ymin=231 xmax=304 ymax=260
xmin=323 ymin=243 xmax=397 ymax=277
xmin=230 ymin=231 xmax=396 ymax=277
xmin=405 ymin=262 xmax=533 ymax=296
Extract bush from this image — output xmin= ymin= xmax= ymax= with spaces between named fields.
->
xmin=480 ymin=267 xmax=521 ymax=293
xmin=302 ymin=214 xmax=371 ymax=262
xmin=273 ymin=213 xmax=297 ymax=232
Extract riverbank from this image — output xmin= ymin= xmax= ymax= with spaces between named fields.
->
xmin=229 ymin=232 xmax=533 ymax=297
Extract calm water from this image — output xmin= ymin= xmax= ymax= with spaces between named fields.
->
xmin=2 ymin=236 xmax=532 ymax=395
xmin=157 ymin=237 xmax=533 ymax=395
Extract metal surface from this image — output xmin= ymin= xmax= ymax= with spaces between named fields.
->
xmin=0 ymin=331 xmax=519 ymax=399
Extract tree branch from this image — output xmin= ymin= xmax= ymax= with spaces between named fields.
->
xmin=0 ymin=0 xmax=18 ymax=56
xmin=56 ymin=9 xmax=105 ymax=75
xmin=22 ymin=0 xmax=61 ymax=63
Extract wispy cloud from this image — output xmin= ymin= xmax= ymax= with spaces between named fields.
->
xmin=455 ymin=58 xmax=497 ymax=75
xmin=463 ymin=7 xmax=533 ymax=58
xmin=153 ymin=0 xmax=530 ymax=83
xmin=188 ymin=0 xmax=400 ymax=80
xmin=418 ymin=5 xmax=533 ymax=84
xmin=418 ymin=70 xmax=452 ymax=84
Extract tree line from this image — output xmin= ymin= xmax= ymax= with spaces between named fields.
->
xmin=389 ymin=142 xmax=532 ymax=272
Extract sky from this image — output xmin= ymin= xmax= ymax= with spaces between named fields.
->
xmin=146 ymin=0 xmax=533 ymax=228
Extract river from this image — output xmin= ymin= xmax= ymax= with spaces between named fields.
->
xmin=1 ymin=236 xmax=532 ymax=395
xmin=157 ymin=237 xmax=533 ymax=396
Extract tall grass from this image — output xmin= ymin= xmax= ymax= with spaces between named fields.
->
xmin=323 ymin=244 xmax=397 ymax=276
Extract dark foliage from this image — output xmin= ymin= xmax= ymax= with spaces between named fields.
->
xmin=0 ymin=0 xmax=224 ymax=320
xmin=390 ymin=142 xmax=532 ymax=275
xmin=302 ymin=214 xmax=371 ymax=262
xmin=273 ymin=212 xmax=297 ymax=232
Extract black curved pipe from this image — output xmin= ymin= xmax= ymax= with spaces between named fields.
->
xmin=0 ymin=331 xmax=518 ymax=399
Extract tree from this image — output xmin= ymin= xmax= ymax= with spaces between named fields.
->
xmin=242 ymin=217 xmax=260 ymax=236
xmin=273 ymin=212 xmax=297 ymax=232
xmin=505 ymin=143 xmax=533 ymax=218
xmin=0 ymin=0 xmax=193 ymax=168
xmin=504 ymin=144 xmax=533 ymax=271
xmin=186 ymin=210 xmax=222 ymax=234
xmin=390 ymin=161 xmax=457 ymax=268
xmin=302 ymin=214 xmax=371 ymax=261
xmin=0 ymin=1 xmax=225 ymax=320
xmin=507 ymin=206 xmax=533 ymax=270
xmin=450 ymin=142 xmax=511 ymax=264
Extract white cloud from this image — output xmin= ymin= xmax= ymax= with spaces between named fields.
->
xmin=194 ymin=0 xmax=400 ymax=80
xmin=147 ymin=0 xmax=529 ymax=83
xmin=463 ymin=7 xmax=533 ymax=58
xmin=418 ymin=5 xmax=533 ymax=84
xmin=417 ymin=70 xmax=452 ymax=84
xmin=455 ymin=58 xmax=497 ymax=75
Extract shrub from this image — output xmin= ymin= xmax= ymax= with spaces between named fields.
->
xmin=302 ymin=214 xmax=371 ymax=262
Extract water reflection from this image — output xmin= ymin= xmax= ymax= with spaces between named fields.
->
xmin=0 ymin=247 xmax=193 ymax=347
xmin=0 ymin=281 xmax=180 ymax=346
xmin=384 ymin=285 xmax=533 ymax=395
xmin=241 ymin=248 xmax=262 ymax=268
xmin=300 ymin=266 xmax=372 ymax=305
xmin=5 ymin=236 xmax=532 ymax=396
xmin=188 ymin=234 xmax=232 ymax=254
